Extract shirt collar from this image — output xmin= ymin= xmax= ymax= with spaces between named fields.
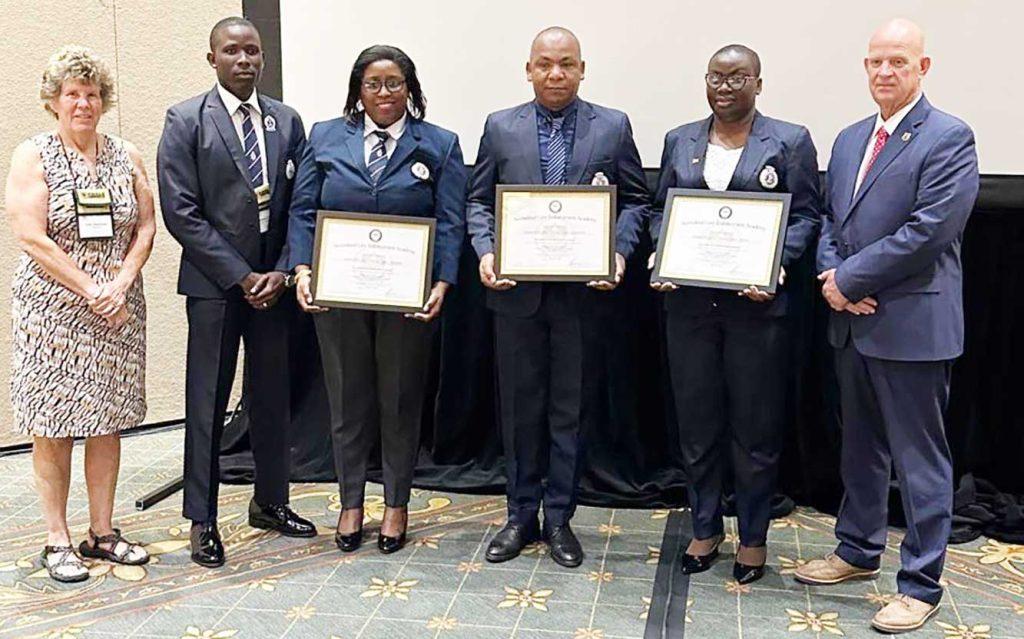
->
xmin=217 ymin=83 xmax=261 ymax=117
xmin=364 ymin=112 xmax=407 ymax=141
xmin=535 ymin=98 xmax=579 ymax=122
xmin=873 ymin=91 xmax=922 ymax=136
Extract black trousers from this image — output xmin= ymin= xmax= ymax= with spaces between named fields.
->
xmin=314 ymin=309 xmax=436 ymax=508
xmin=665 ymin=312 xmax=788 ymax=546
xmin=183 ymin=295 xmax=290 ymax=522
xmin=495 ymin=284 xmax=585 ymax=529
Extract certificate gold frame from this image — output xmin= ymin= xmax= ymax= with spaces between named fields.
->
xmin=652 ymin=188 xmax=791 ymax=294
xmin=494 ymin=184 xmax=617 ymax=282
xmin=310 ymin=210 xmax=436 ymax=313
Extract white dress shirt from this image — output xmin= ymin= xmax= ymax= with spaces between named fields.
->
xmin=216 ymin=83 xmax=270 ymax=232
xmin=703 ymin=143 xmax=744 ymax=192
xmin=363 ymin=112 xmax=407 ymax=164
xmin=854 ymin=91 xmax=922 ymax=192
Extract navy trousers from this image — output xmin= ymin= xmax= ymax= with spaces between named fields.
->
xmin=833 ymin=344 xmax=953 ymax=605
xmin=665 ymin=313 xmax=788 ymax=547
xmin=494 ymin=284 xmax=585 ymax=529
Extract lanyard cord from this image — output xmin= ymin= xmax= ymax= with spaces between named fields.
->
xmin=57 ymin=133 xmax=105 ymax=195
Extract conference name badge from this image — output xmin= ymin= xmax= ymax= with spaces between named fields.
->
xmin=759 ymin=165 xmax=779 ymax=190
xmin=591 ymin=171 xmax=610 ymax=186
xmin=286 ymin=159 xmax=296 ymax=180
xmin=255 ymin=183 xmax=272 ymax=210
xmin=73 ymin=187 xmax=114 ymax=240
xmin=411 ymin=162 xmax=430 ymax=181
xmin=263 ymin=114 xmax=277 ymax=132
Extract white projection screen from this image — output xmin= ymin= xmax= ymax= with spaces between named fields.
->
xmin=281 ymin=0 xmax=1021 ymax=174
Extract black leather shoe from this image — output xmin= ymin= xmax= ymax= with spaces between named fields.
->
xmin=486 ymin=521 xmax=540 ymax=563
xmin=248 ymin=499 xmax=317 ymax=538
xmin=545 ymin=524 xmax=583 ymax=568
xmin=679 ymin=537 xmax=723 ymax=575
xmin=377 ymin=529 xmax=407 ymax=554
xmin=190 ymin=521 xmax=225 ymax=568
xmin=733 ymin=560 xmax=766 ymax=584
xmin=334 ymin=528 xmax=363 ymax=552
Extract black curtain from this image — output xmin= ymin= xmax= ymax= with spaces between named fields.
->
xmin=220 ymin=172 xmax=1024 ymax=544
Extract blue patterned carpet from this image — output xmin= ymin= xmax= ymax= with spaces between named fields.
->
xmin=0 ymin=429 xmax=1021 ymax=639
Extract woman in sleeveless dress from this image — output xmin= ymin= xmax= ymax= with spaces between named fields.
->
xmin=4 ymin=46 xmax=156 ymax=582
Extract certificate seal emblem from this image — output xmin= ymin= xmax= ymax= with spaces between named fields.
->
xmin=759 ymin=165 xmax=779 ymax=189
xmin=369 ymin=229 xmax=383 ymax=243
xmin=549 ymin=200 xmax=563 ymax=213
xmin=286 ymin=159 xmax=295 ymax=180
xmin=591 ymin=171 xmax=609 ymax=186
xmin=263 ymin=114 xmax=277 ymax=132
xmin=718 ymin=206 xmax=733 ymax=220
xmin=411 ymin=161 xmax=430 ymax=180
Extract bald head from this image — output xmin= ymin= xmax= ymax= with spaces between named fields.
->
xmin=869 ymin=18 xmax=925 ymax=56
xmin=527 ymin=26 xmax=585 ymax=111
xmin=864 ymin=18 xmax=930 ymax=119
xmin=530 ymin=26 xmax=581 ymax=59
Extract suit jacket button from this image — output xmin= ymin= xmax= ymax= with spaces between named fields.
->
xmin=712 ymin=302 xmax=718 ymax=308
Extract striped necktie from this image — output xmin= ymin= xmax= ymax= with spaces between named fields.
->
xmin=545 ymin=116 xmax=567 ymax=185
xmin=367 ymin=130 xmax=389 ymax=184
xmin=239 ymin=104 xmax=264 ymax=187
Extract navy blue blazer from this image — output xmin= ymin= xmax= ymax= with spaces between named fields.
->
xmin=287 ymin=114 xmax=467 ymax=284
xmin=465 ymin=99 xmax=650 ymax=317
xmin=651 ymin=112 xmax=822 ymax=317
xmin=817 ymin=95 xmax=979 ymax=361
xmin=157 ymin=86 xmax=306 ymax=298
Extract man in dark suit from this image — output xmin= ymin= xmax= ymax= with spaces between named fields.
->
xmin=466 ymin=26 xmax=648 ymax=568
xmin=795 ymin=19 xmax=979 ymax=634
xmin=157 ymin=16 xmax=315 ymax=569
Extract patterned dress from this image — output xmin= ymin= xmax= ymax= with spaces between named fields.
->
xmin=10 ymin=132 xmax=146 ymax=437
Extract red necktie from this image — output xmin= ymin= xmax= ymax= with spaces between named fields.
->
xmin=862 ymin=127 xmax=890 ymax=179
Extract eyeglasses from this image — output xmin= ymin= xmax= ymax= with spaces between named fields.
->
xmin=363 ymin=78 xmax=406 ymax=93
xmin=705 ymin=73 xmax=758 ymax=91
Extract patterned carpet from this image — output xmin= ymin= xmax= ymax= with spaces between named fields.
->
xmin=0 ymin=429 xmax=1021 ymax=639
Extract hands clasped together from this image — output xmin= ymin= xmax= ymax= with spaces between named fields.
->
xmin=817 ymin=268 xmax=878 ymax=316
xmin=87 ymin=276 xmax=132 ymax=329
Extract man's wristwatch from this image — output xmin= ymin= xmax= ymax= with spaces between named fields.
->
xmin=284 ymin=272 xmax=298 ymax=288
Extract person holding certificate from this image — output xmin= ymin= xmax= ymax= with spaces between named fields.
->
xmin=466 ymin=27 xmax=649 ymax=568
xmin=287 ymin=45 xmax=467 ymax=554
xmin=649 ymin=45 xmax=821 ymax=584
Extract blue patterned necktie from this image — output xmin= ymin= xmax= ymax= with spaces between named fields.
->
xmin=239 ymin=104 xmax=264 ymax=187
xmin=367 ymin=130 xmax=389 ymax=184
xmin=545 ymin=116 xmax=567 ymax=185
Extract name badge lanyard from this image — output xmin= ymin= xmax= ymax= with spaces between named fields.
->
xmin=59 ymin=136 xmax=115 ymax=240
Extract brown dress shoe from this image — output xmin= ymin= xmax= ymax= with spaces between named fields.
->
xmin=871 ymin=594 xmax=939 ymax=633
xmin=793 ymin=552 xmax=880 ymax=585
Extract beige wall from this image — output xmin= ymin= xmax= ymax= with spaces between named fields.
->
xmin=0 ymin=0 xmax=242 ymax=430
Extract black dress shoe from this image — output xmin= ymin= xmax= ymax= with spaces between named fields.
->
xmin=486 ymin=521 xmax=540 ymax=563
xmin=545 ymin=524 xmax=583 ymax=568
xmin=190 ymin=521 xmax=225 ymax=568
xmin=334 ymin=528 xmax=363 ymax=552
xmin=377 ymin=529 xmax=407 ymax=554
xmin=248 ymin=499 xmax=317 ymax=538
xmin=679 ymin=537 xmax=723 ymax=575
xmin=733 ymin=560 xmax=766 ymax=584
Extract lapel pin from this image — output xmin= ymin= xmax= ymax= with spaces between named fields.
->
xmin=759 ymin=165 xmax=779 ymax=189
xmin=286 ymin=159 xmax=296 ymax=180
xmin=263 ymin=114 xmax=277 ymax=132
xmin=411 ymin=161 xmax=430 ymax=180
xmin=691 ymin=157 xmax=701 ymax=164
xmin=591 ymin=171 xmax=609 ymax=186
xmin=901 ymin=132 xmax=911 ymax=142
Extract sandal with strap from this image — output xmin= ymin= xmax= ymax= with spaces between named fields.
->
xmin=41 ymin=545 xmax=89 ymax=583
xmin=79 ymin=528 xmax=150 ymax=566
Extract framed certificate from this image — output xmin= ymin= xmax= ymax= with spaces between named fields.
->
xmin=652 ymin=189 xmax=791 ymax=294
xmin=495 ymin=184 xmax=616 ymax=281
xmin=310 ymin=210 xmax=435 ymax=313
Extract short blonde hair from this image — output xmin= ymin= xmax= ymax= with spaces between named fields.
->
xmin=39 ymin=45 xmax=116 ymax=118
